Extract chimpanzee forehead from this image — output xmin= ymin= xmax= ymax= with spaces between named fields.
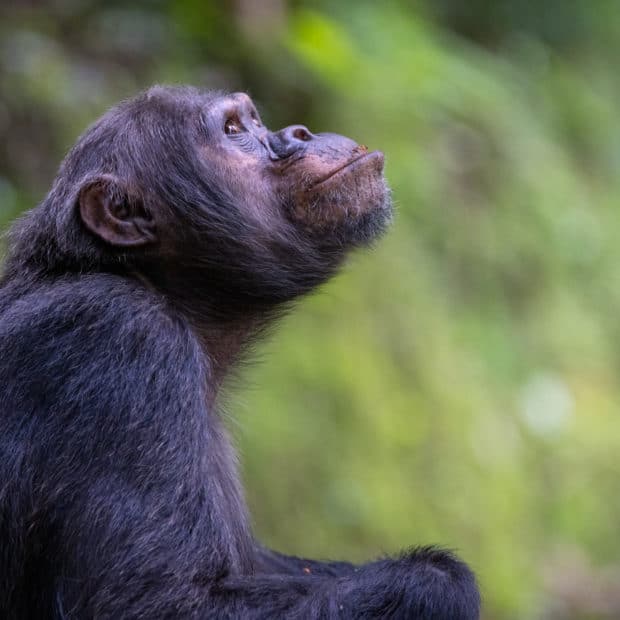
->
xmin=128 ymin=88 xmax=260 ymax=131
xmin=206 ymin=92 xmax=257 ymax=115
xmin=139 ymin=86 xmax=253 ymax=109
xmin=228 ymin=92 xmax=254 ymax=106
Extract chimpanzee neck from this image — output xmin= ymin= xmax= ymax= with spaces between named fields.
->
xmin=134 ymin=265 xmax=282 ymax=403
xmin=194 ymin=318 xmax=259 ymax=394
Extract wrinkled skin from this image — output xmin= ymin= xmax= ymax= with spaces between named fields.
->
xmin=0 ymin=86 xmax=479 ymax=619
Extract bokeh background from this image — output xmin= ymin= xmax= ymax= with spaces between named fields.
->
xmin=2 ymin=1 xmax=620 ymax=618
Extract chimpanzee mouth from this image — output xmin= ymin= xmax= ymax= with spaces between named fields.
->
xmin=289 ymin=148 xmax=390 ymax=236
xmin=309 ymin=151 xmax=385 ymax=189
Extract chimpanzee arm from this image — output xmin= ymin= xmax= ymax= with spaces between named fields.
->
xmin=55 ymin=473 xmax=478 ymax=620
xmin=215 ymin=548 xmax=480 ymax=619
xmin=254 ymin=545 xmax=356 ymax=577
xmin=58 ymin=490 xmax=479 ymax=620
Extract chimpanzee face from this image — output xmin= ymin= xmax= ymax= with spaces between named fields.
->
xmin=198 ymin=92 xmax=391 ymax=239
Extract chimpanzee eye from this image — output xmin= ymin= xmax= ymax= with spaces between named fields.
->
xmin=224 ymin=118 xmax=244 ymax=135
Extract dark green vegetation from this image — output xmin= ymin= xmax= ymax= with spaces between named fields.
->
xmin=2 ymin=2 xmax=620 ymax=618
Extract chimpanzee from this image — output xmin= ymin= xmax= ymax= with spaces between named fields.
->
xmin=0 ymin=86 xmax=480 ymax=619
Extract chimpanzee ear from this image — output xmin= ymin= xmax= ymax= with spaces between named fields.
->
xmin=78 ymin=175 xmax=157 ymax=248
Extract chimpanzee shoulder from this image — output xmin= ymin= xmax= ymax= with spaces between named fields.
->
xmin=0 ymin=273 xmax=204 ymax=424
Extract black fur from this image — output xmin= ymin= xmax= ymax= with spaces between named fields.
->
xmin=0 ymin=86 xmax=480 ymax=619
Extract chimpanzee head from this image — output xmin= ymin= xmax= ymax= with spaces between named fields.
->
xmin=8 ymin=86 xmax=392 ymax=317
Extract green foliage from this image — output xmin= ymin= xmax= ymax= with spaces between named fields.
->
xmin=2 ymin=2 xmax=620 ymax=617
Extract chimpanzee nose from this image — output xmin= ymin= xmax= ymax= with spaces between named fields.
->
xmin=268 ymin=125 xmax=313 ymax=159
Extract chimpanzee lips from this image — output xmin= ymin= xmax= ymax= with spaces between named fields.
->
xmin=309 ymin=150 xmax=385 ymax=189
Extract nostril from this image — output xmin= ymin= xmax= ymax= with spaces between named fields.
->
xmin=269 ymin=125 xmax=313 ymax=159
xmin=292 ymin=126 xmax=312 ymax=142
